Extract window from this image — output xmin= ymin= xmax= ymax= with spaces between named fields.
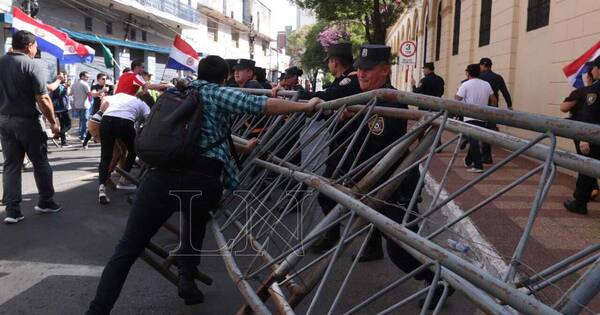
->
xmin=232 ymin=30 xmax=240 ymax=48
xmin=435 ymin=3 xmax=442 ymax=61
xmin=106 ymin=21 xmax=112 ymax=35
xmin=207 ymin=18 xmax=218 ymax=42
xmin=85 ymin=16 xmax=92 ymax=31
xmin=452 ymin=0 xmax=461 ymax=55
xmin=479 ymin=0 xmax=492 ymax=47
xmin=130 ymin=29 xmax=136 ymax=41
xmin=527 ymin=0 xmax=550 ymax=31
xmin=256 ymin=11 xmax=260 ymax=32
xmin=142 ymin=31 xmax=147 ymax=42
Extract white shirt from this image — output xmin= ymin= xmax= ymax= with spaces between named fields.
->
xmin=456 ymin=78 xmax=493 ymax=121
xmin=102 ymin=93 xmax=150 ymax=122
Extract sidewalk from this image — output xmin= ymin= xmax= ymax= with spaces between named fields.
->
xmin=427 ymin=140 xmax=600 ymax=311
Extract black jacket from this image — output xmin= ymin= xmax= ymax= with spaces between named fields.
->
xmin=480 ymin=70 xmax=512 ymax=108
xmin=413 ymin=73 xmax=444 ymax=97
xmin=300 ymin=68 xmax=361 ymax=101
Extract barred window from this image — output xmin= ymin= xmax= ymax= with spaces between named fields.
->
xmin=106 ymin=21 xmax=112 ymax=35
xmin=85 ymin=16 xmax=92 ymax=31
xmin=452 ymin=0 xmax=461 ymax=56
xmin=527 ymin=0 xmax=550 ymax=31
xmin=479 ymin=0 xmax=492 ymax=47
xmin=207 ymin=19 xmax=218 ymax=42
xmin=435 ymin=3 xmax=442 ymax=61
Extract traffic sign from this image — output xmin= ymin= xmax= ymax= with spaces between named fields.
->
xmin=399 ymin=40 xmax=417 ymax=65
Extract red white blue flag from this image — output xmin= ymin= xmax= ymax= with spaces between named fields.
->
xmin=563 ymin=40 xmax=600 ymax=88
xmin=166 ymin=35 xmax=200 ymax=72
xmin=11 ymin=7 xmax=94 ymax=64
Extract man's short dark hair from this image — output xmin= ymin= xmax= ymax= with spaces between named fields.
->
xmin=122 ymin=67 xmax=131 ymax=74
xmin=466 ymin=64 xmax=481 ymax=78
xmin=136 ymin=91 xmax=155 ymax=108
xmin=97 ymin=72 xmax=107 ymax=80
xmin=331 ymin=56 xmax=353 ymax=68
xmin=12 ymin=30 xmax=36 ymax=50
xmin=423 ymin=62 xmax=435 ymax=71
xmin=79 ymin=71 xmax=89 ymax=79
xmin=131 ymin=59 xmax=144 ymax=69
xmin=197 ymin=55 xmax=229 ymax=84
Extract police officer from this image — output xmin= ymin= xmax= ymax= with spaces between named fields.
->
xmin=254 ymin=67 xmax=273 ymax=89
xmin=232 ymin=58 xmax=263 ymax=89
xmin=562 ymin=56 xmax=600 ymax=215
xmin=411 ymin=62 xmax=444 ymax=97
xmin=479 ymin=58 xmax=513 ymax=164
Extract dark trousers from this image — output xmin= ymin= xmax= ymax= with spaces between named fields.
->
xmin=98 ymin=116 xmax=136 ymax=185
xmin=384 ymin=204 xmax=434 ymax=283
xmin=574 ymin=144 xmax=600 ymax=203
xmin=0 ymin=115 xmax=54 ymax=210
xmin=56 ymin=111 xmax=71 ymax=144
xmin=87 ymin=165 xmax=223 ymax=315
xmin=465 ymin=120 xmax=487 ymax=169
xmin=481 ymin=122 xmax=497 ymax=159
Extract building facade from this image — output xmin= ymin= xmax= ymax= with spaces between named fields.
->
xmin=2 ymin=0 xmax=281 ymax=82
xmin=386 ymin=0 xmax=600 ymax=143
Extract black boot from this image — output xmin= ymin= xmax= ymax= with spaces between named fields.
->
xmin=309 ymin=226 xmax=340 ymax=254
xmin=352 ymin=231 xmax=384 ymax=262
xmin=564 ymin=198 xmax=588 ymax=215
xmin=178 ymin=268 xmax=204 ymax=305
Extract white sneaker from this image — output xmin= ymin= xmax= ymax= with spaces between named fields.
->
xmin=99 ymin=185 xmax=110 ymax=204
xmin=466 ymin=167 xmax=484 ymax=173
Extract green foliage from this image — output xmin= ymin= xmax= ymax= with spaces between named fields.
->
xmin=295 ymin=0 xmax=411 ymax=44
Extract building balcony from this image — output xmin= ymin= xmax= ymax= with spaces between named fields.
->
xmin=132 ymin=0 xmax=199 ymax=24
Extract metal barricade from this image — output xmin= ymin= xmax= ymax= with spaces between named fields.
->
xmin=210 ymin=87 xmax=600 ymax=315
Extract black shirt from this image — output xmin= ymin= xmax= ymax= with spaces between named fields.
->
xmin=570 ymin=81 xmax=600 ymax=125
xmin=0 ymin=52 xmax=48 ymax=117
xmin=300 ymin=68 xmax=361 ymax=101
xmin=91 ymin=83 xmax=114 ymax=114
xmin=413 ymin=73 xmax=445 ymax=97
xmin=231 ymin=80 xmax=264 ymax=89
xmin=480 ymin=70 xmax=512 ymax=108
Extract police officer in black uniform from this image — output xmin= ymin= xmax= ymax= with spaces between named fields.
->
xmin=231 ymin=58 xmax=263 ymax=89
xmin=254 ymin=67 xmax=273 ymax=89
xmin=479 ymin=58 xmax=513 ymax=164
xmin=335 ymin=45 xmax=449 ymax=307
xmin=562 ymin=56 xmax=600 ymax=215
xmin=411 ymin=62 xmax=444 ymax=97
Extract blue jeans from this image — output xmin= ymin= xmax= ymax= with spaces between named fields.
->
xmin=74 ymin=109 xmax=89 ymax=140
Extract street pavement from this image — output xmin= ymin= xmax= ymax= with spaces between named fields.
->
xmin=0 ymin=129 xmax=598 ymax=313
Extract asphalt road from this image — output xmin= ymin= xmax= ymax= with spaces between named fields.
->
xmin=0 ymin=138 xmax=478 ymax=314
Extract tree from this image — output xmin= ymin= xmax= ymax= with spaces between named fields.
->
xmin=295 ymin=0 xmax=410 ymax=44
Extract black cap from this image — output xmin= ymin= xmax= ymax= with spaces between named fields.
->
xmin=284 ymin=66 xmax=303 ymax=78
xmin=232 ymin=58 xmax=256 ymax=70
xmin=591 ymin=56 xmax=600 ymax=68
xmin=225 ymin=59 xmax=237 ymax=70
xmin=479 ymin=57 xmax=493 ymax=67
xmin=325 ymin=42 xmax=353 ymax=62
xmin=423 ymin=62 xmax=435 ymax=70
xmin=354 ymin=45 xmax=391 ymax=69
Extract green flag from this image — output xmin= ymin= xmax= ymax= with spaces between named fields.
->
xmin=100 ymin=42 xmax=114 ymax=68
xmin=95 ymin=36 xmax=114 ymax=68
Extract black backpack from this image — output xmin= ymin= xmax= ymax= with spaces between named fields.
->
xmin=135 ymin=88 xmax=225 ymax=168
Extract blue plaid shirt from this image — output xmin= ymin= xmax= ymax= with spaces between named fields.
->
xmin=191 ymin=80 xmax=267 ymax=190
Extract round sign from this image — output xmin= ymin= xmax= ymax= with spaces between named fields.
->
xmin=400 ymin=41 xmax=417 ymax=58
xmin=186 ymin=57 xmax=195 ymax=66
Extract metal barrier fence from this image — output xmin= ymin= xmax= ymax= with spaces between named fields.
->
xmin=211 ymin=88 xmax=600 ymax=315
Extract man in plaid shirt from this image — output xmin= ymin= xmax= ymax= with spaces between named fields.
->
xmin=87 ymin=56 xmax=320 ymax=314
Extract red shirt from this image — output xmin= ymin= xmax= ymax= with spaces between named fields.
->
xmin=115 ymin=72 xmax=146 ymax=96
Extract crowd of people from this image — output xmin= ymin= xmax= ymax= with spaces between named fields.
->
xmin=0 ymin=29 xmax=598 ymax=314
